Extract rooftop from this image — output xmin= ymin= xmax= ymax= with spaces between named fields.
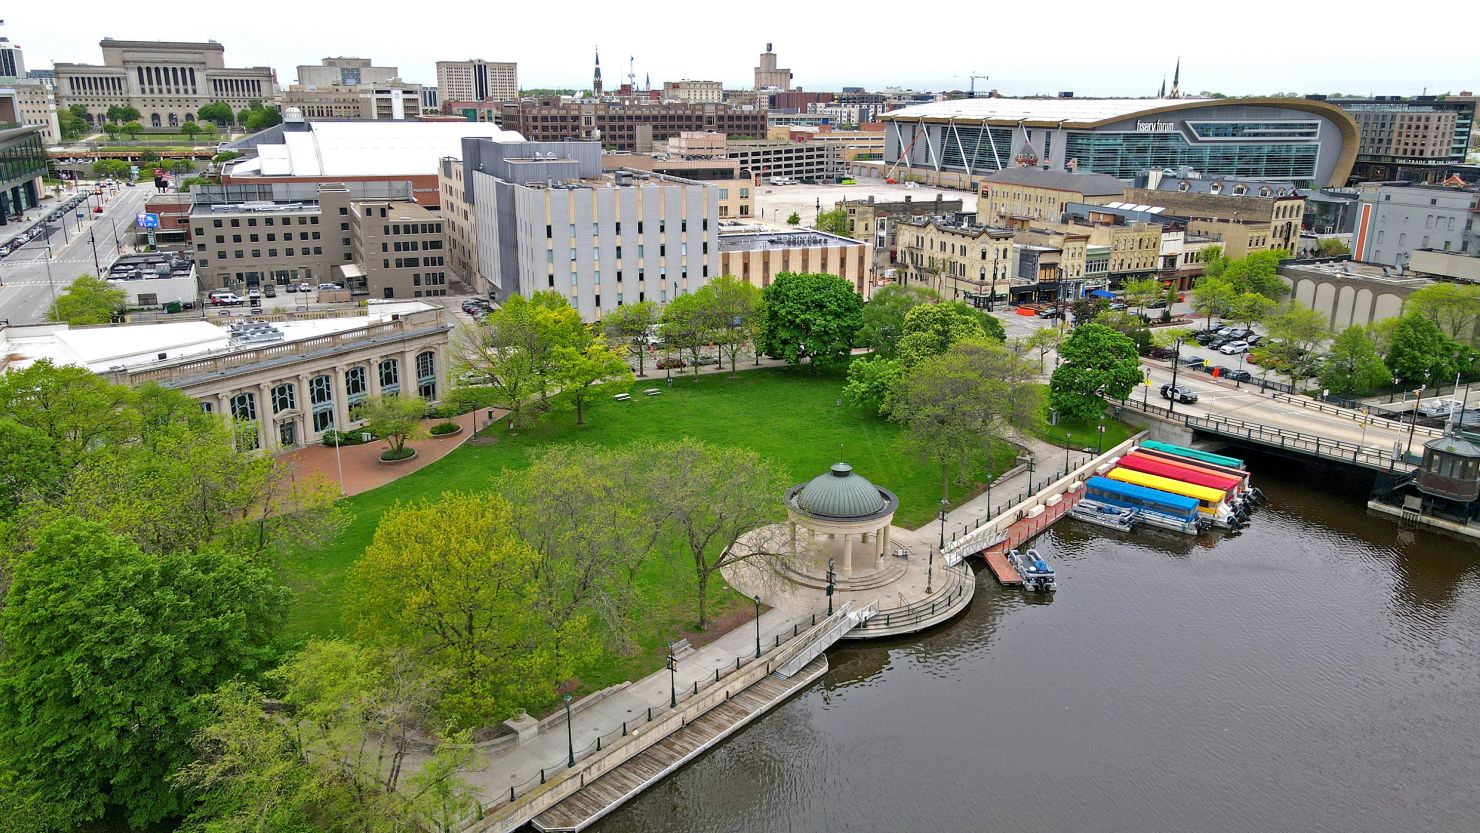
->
xmin=227 ymin=120 xmax=525 ymax=178
xmin=1279 ymin=258 xmax=1432 ymax=286
xmin=0 ymin=302 xmax=441 ymax=375
xmin=983 ymin=167 xmax=1127 ymax=195
xmin=718 ymin=230 xmax=865 ymax=252
xmin=884 ymin=97 xmax=1212 ymax=124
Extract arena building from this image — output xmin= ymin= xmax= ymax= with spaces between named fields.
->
xmin=880 ymin=97 xmax=1357 ymax=189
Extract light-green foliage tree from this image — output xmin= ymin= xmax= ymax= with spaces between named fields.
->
xmin=553 ymin=340 xmax=633 ymax=425
xmin=1228 ymin=291 xmax=1277 ymax=330
xmin=1263 ymin=302 xmax=1332 ymax=388
xmin=1404 ymin=282 xmax=1480 ymax=343
xmin=0 ymin=520 xmax=287 ymax=831
xmin=695 ymin=276 xmax=764 ymax=375
xmin=1191 ymin=274 xmax=1237 ymax=330
xmin=786 ymin=211 xmax=801 ymax=226
xmin=1319 ymin=325 xmax=1393 ymax=395
xmin=1221 ymin=249 xmax=1290 ymax=300
xmin=843 ymin=354 xmax=902 ymax=415
xmin=601 ymin=299 xmax=660 ymax=377
xmin=859 ymin=284 xmax=937 ymax=358
xmin=813 ymin=208 xmax=851 ymax=236
xmin=450 ymin=292 xmax=584 ymax=429
xmin=1024 ymin=326 xmax=1063 ymax=372
xmin=758 ymin=272 xmax=863 ymax=368
xmin=359 ymin=394 xmax=428 ymax=458
xmin=345 ymin=492 xmax=593 ymax=726
xmin=48 ymin=275 xmax=125 ymax=325
xmin=1121 ymin=277 xmax=1162 ymax=317
xmin=896 ymin=300 xmax=1004 ymax=369
xmin=659 ymin=291 xmax=714 ymax=376
xmin=1048 ymin=323 xmax=1143 ymax=421
xmin=1316 ymin=238 xmax=1350 ymax=256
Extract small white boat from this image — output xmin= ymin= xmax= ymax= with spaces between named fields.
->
xmin=1009 ymin=548 xmax=1057 ymax=593
xmin=1069 ymin=498 xmax=1138 ymax=532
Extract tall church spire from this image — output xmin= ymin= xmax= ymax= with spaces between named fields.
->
xmin=593 ymin=47 xmax=603 ymax=96
xmin=1159 ymin=77 xmax=1166 ymax=98
xmin=1170 ymin=57 xmax=1181 ymax=98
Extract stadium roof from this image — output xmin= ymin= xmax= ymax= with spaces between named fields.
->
xmin=228 ymin=121 xmax=525 ymax=178
xmin=883 ymin=98 xmax=1212 ymax=124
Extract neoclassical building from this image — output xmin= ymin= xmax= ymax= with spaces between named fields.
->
xmin=785 ymin=463 xmax=899 ymax=576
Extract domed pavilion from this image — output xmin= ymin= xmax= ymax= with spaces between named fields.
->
xmin=785 ymin=462 xmax=899 ymax=576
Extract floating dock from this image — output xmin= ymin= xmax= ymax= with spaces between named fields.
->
xmin=531 ymin=655 xmax=828 ymax=832
xmin=984 ymin=551 xmax=1022 ymax=586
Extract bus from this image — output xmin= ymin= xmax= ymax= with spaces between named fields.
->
xmin=1140 ymin=440 xmax=1245 ymax=470
xmin=1084 ymin=476 xmax=1204 ymax=535
xmin=1106 ymin=467 xmax=1245 ymax=528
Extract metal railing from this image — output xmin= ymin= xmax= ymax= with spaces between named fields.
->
xmin=852 ymin=568 xmax=971 ymax=631
xmin=1268 ymin=392 xmax=1443 ymax=438
xmin=459 ymin=607 xmax=830 ymax=824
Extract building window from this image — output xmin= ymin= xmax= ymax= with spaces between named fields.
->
xmin=379 ymin=358 xmax=400 ymax=393
xmin=230 ymin=391 xmax=257 ymax=422
xmin=416 ymin=351 xmax=436 ymax=400
xmin=271 ymin=383 xmax=296 ymax=413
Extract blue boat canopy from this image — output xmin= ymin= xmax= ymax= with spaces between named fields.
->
xmin=1086 ymin=476 xmax=1201 ymax=521
xmin=1089 ymin=289 xmax=1117 ymax=299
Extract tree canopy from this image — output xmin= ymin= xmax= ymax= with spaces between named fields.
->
xmin=1262 ymin=302 xmax=1332 ymax=387
xmin=601 ymin=299 xmax=660 ymax=377
xmin=1404 ymin=282 xmax=1480 ymax=344
xmin=896 ymin=300 xmax=1004 ymax=369
xmin=1319 ymin=325 xmax=1393 ymax=396
xmin=758 ymin=272 xmax=863 ymax=368
xmin=48 ymin=275 xmax=125 ymax=325
xmin=813 ymin=209 xmax=851 ymax=237
xmin=859 ymin=284 xmax=937 ymax=359
xmin=1386 ymin=312 xmax=1458 ymax=386
xmin=1048 ymin=323 xmax=1143 ymax=421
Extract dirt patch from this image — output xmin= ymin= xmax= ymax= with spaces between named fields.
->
xmin=680 ymin=603 xmax=766 ymax=651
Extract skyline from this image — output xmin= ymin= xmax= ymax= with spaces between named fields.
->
xmin=6 ymin=3 xmax=1477 ymax=100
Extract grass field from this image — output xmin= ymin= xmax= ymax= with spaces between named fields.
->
xmin=279 ymin=366 xmax=1018 ymax=637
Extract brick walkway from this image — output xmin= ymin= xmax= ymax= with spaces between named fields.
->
xmin=279 ymin=409 xmax=506 ymax=497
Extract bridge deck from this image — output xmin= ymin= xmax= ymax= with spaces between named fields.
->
xmin=531 ymin=656 xmax=828 ymax=832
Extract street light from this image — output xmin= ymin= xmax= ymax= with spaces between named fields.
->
xmin=665 ymin=643 xmax=678 ymax=708
xmin=985 ymin=474 xmax=993 ymax=518
xmin=1064 ymin=431 xmax=1072 ymax=475
xmin=752 ymin=595 xmax=762 ymax=658
xmin=825 ymin=558 xmax=836 ymax=616
xmin=1167 ymin=338 xmax=1184 ymax=413
xmin=1407 ymin=382 xmax=1428 ymax=457
xmin=563 ymin=693 xmax=575 ymax=768
xmin=1097 ymin=421 xmax=1106 ymax=454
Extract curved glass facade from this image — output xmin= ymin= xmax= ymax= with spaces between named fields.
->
xmin=0 ymin=129 xmax=46 ymax=188
xmin=1064 ymin=130 xmax=1319 ymax=183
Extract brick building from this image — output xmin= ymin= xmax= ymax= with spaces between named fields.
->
xmin=497 ymin=99 xmax=767 ymax=151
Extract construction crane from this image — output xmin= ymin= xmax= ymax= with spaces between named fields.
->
xmin=968 ymin=73 xmax=990 ymax=98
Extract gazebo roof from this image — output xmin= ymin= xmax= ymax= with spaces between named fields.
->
xmin=788 ymin=463 xmax=898 ymax=522
xmin=1424 ymin=433 xmax=1480 ymax=459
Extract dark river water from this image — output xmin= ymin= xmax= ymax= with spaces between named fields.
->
xmin=592 ymin=452 xmax=1480 ymax=833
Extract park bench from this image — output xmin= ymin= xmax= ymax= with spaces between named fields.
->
xmin=644 ymin=388 xmax=662 ymax=396
xmin=613 ymin=392 xmax=632 ymax=401
xmin=669 ymin=638 xmax=695 ymax=659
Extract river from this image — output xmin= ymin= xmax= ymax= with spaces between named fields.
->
xmin=591 ymin=452 xmax=1480 ymax=833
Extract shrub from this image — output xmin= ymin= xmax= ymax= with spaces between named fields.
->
xmin=321 ymin=429 xmax=373 ymax=447
xmin=428 ymin=421 xmax=460 ymax=436
xmin=380 ymin=447 xmax=416 ymax=462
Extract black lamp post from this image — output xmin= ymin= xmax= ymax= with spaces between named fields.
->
xmin=563 ymin=693 xmax=575 ymax=768
xmin=666 ymin=643 xmax=678 ymax=708
xmin=985 ymin=474 xmax=993 ymax=518
xmin=1064 ymin=431 xmax=1072 ymax=476
xmin=825 ymin=558 xmax=836 ymax=616
xmin=752 ymin=595 xmax=762 ymax=658
xmin=1167 ymin=338 xmax=1183 ymax=413
xmin=1097 ymin=421 xmax=1105 ymax=454
xmin=1407 ymin=381 xmax=1428 ymax=457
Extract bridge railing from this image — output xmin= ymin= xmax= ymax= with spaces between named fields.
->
xmin=1268 ymin=392 xmax=1443 ymax=438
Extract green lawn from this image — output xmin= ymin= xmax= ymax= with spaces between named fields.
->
xmin=279 ymin=365 xmax=1018 ymax=651
xmin=1034 ymin=410 xmax=1138 ymax=453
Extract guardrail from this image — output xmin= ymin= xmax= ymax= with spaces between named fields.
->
xmin=1268 ymin=392 xmax=1443 ymax=438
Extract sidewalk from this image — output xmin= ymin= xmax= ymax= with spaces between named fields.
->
xmin=919 ymin=435 xmax=1076 ymax=544
xmin=441 ymin=606 xmax=821 ymax=801
xmin=279 ymin=410 xmax=502 ymax=497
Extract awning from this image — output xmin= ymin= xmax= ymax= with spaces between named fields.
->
xmin=1089 ymin=289 xmax=1116 ymax=299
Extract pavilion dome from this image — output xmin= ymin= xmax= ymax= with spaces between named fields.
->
xmin=791 ymin=462 xmax=896 ymax=520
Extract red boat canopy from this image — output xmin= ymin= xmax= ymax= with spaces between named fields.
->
xmin=1132 ymin=448 xmax=1251 ymax=484
xmin=1119 ymin=452 xmax=1242 ymax=495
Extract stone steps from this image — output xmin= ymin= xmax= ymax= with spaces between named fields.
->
xmin=778 ymin=555 xmax=906 ymax=591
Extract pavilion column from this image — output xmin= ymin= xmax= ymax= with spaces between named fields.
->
xmin=881 ymin=524 xmax=892 ymax=557
xmin=807 ymin=527 xmax=816 ymax=549
xmin=842 ymin=533 xmax=853 ymax=574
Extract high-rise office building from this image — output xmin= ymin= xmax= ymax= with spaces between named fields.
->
xmin=435 ymin=59 xmax=518 ymax=108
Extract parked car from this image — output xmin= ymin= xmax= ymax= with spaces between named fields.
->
xmin=1219 ymin=341 xmax=1251 ymax=355
xmin=263 ymin=284 xmax=277 ymax=297
xmin=1194 ymin=331 xmax=1220 ymax=345
xmin=1207 ymin=336 xmax=1232 ymax=349
xmin=655 ymin=357 xmax=687 ymax=369
xmin=285 ymin=282 xmax=298 ymax=293
xmin=318 ymin=282 xmax=342 ymax=291
xmin=1161 ymin=384 xmax=1199 ymax=403
xmin=296 ymin=282 xmax=313 ymax=293
xmin=1178 ymin=354 xmax=1208 ymax=368
xmin=247 ymin=289 xmax=262 ymax=304
xmin=1148 ymin=346 xmax=1177 ymax=360
xmin=1216 ymin=326 xmax=1238 ymax=337
xmin=1224 ymin=369 xmax=1253 ymax=382
xmin=208 ymin=292 xmax=244 ymax=306
xmin=1108 ymin=302 xmax=1129 ymax=311
xmin=1037 ymin=308 xmax=1063 ymax=319
xmin=1243 ymin=334 xmax=1262 ymax=346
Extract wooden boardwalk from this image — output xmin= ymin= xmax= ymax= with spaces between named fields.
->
xmin=981 ymin=493 xmax=1082 ymax=586
xmin=531 ymin=656 xmax=829 ymax=832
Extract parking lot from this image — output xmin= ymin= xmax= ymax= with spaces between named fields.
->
xmin=751 ymin=180 xmax=978 ymax=233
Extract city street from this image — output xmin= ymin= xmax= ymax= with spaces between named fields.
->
xmin=0 ymin=183 xmax=155 ymax=324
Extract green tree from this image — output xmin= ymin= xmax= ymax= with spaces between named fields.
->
xmin=120 ymin=120 xmax=143 ymax=139
xmin=601 ymin=299 xmax=660 ymax=377
xmin=1221 ymin=249 xmax=1290 ymax=300
xmin=359 ymin=394 xmax=427 ymax=457
xmin=759 ymin=272 xmax=863 ymax=368
xmin=0 ymin=520 xmax=287 ymax=830
xmin=0 ymin=360 xmax=137 ymax=477
xmin=105 ymin=105 xmax=140 ymax=123
xmin=553 ymin=340 xmax=633 ymax=425
xmin=645 ymin=440 xmax=786 ymax=629
xmin=1228 ymin=291 xmax=1277 ymax=330
xmin=345 ymin=492 xmax=585 ymax=725
xmin=843 ymin=354 xmax=902 ymax=415
xmin=179 ymin=120 xmax=202 ymax=139
xmin=57 ymin=105 xmax=90 ymax=142
xmin=660 ymin=291 xmax=715 ymax=376
xmin=1319 ymin=325 xmax=1393 ymax=395
xmin=896 ymin=300 xmax=1004 ymax=369
xmin=47 ymin=275 xmax=125 ymax=325
xmin=1366 ymin=316 xmax=1402 ymax=356
xmin=859 ymin=284 xmax=937 ymax=358
xmin=1316 ymin=238 xmax=1350 ymax=256
xmin=1121 ymin=277 xmax=1162 ymax=317
xmin=813 ymin=208 xmax=851 ymax=236
xmin=1385 ymin=312 xmax=1458 ymax=386
xmin=1190 ymin=274 xmax=1237 ymax=330
xmin=695 ymin=275 xmax=763 ymax=375
xmin=243 ymin=106 xmax=283 ymax=131
xmin=197 ymin=101 xmax=234 ymax=126
xmin=786 ymin=211 xmax=801 ymax=226
xmin=450 ymin=293 xmax=583 ymax=429
xmin=101 ymin=121 xmax=120 ymax=140
xmin=1048 ymin=323 xmax=1143 ymax=421
xmin=1404 ymin=282 xmax=1480 ymax=343
xmin=1090 ymin=309 xmax=1153 ymax=355
xmin=1024 ymin=326 xmax=1063 ymax=372
xmin=1263 ymin=302 xmax=1332 ymax=388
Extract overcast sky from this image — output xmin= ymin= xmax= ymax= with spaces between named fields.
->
xmin=9 ymin=4 xmax=1477 ymax=98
